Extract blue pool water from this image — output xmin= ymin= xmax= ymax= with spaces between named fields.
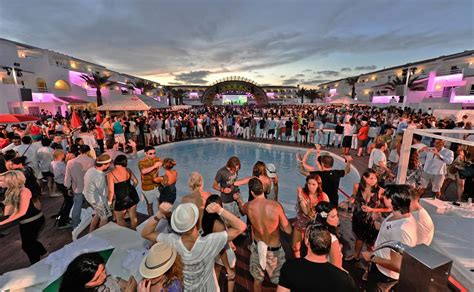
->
xmin=129 ymin=139 xmax=359 ymax=217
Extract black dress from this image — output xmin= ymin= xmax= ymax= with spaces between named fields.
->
xmin=351 ymin=187 xmax=381 ymax=245
xmin=112 ymin=171 xmax=139 ymax=211
xmin=18 ymin=197 xmax=46 ymax=264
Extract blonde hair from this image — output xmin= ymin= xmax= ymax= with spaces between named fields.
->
xmin=1 ymin=170 xmax=26 ymax=210
xmin=188 ymin=172 xmax=203 ymax=191
xmin=53 ymin=149 xmax=65 ymax=160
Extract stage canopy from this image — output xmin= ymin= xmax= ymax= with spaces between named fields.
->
xmin=97 ymin=95 xmax=168 ymax=111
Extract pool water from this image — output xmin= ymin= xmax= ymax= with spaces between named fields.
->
xmin=128 ymin=138 xmax=359 ymax=217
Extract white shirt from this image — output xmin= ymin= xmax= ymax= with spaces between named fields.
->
xmin=411 ymin=208 xmax=434 ymax=246
xmin=14 ymin=142 xmax=41 ymax=176
xmin=343 ymin=123 xmax=355 ymax=136
xmin=50 ymin=160 xmax=66 ymax=184
xmin=157 ymin=231 xmax=228 ymax=292
xmin=36 ymin=146 xmax=54 ymax=172
xmin=374 ymin=214 xmax=418 ymax=279
xmin=83 ymin=167 xmax=107 ymax=205
xmin=423 ymin=147 xmax=454 ymax=175
xmin=368 ymin=148 xmax=387 ymax=168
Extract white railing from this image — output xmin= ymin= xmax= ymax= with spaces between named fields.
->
xmin=436 ymin=68 xmax=463 ymax=76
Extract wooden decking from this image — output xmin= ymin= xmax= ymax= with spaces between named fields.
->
xmin=0 ymin=137 xmax=370 ymax=291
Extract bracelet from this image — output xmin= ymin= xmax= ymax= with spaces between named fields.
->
xmin=218 ymin=208 xmax=224 ymax=216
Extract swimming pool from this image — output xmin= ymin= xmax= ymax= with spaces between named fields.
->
xmin=128 ymin=138 xmax=359 ymax=217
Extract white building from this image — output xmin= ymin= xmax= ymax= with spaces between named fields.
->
xmin=0 ymin=38 xmax=162 ymax=115
xmin=318 ymin=50 xmax=474 ymax=110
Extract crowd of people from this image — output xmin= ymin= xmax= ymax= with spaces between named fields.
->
xmin=0 ymin=104 xmax=472 ymax=291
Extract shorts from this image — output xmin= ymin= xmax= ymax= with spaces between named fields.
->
xmin=342 ymin=136 xmax=352 ymax=148
xmin=285 ymin=129 xmax=292 ymax=137
xmin=91 ymin=202 xmax=112 ymax=220
xmin=268 ymin=129 xmax=275 ymax=135
xmin=222 ymin=201 xmax=241 ymax=218
xmin=142 ymin=188 xmax=159 ymax=204
xmin=420 ymin=173 xmax=445 ymax=192
xmin=249 ymin=242 xmax=286 ymax=284
xmin=41 ymin=171 xmax=53 ymax=180
xmin=114 ymin=133 xmax=126 ymax=144
xmin=358 ymin=138 xmax=368 ymax=148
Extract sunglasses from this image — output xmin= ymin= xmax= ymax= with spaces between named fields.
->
xmin=147 ymin=152 xmax=156 ymax=155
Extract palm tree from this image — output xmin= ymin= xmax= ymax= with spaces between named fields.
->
xmin=127 ymin=80 xmax=157 ymax=95
xmin=162 ymin=86 xmax=174 ymax=106
xmin=306 ymin=89 xmax=323 ymax=103
xmin=80 ymin=73 xmax=116 ymax=106
xmin=345 ymin=76 xmax=359 ymax=100
xmin=384 ymin=75 xmax=426 ymax=92
xmin=171 ymin=88 xmax=186 ymax=105
xmin=297 ymin=87 xmax=307 ymax=103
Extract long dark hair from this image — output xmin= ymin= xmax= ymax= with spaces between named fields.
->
xmin=357 ymin=168 xmax=379 ymax=196
xmin=303 ymin=173 xmax=323 ymax=198
xmin=252 ymin=161 xmax=267 ymax=177
xmin=314 ymin=201 xmax=337 ymax=236
xmin=201 ymin=194 xmax=224 ymax=237
xmin=408 ymin=148 xmax=419 ymax=170
xmin=60 ymin=252 xmax=105 ymax=292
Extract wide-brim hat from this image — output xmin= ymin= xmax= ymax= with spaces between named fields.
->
xmin=139 ymin=241 xmax=177 ymax=279
xmin=266 ymin=163 xmax=277 ymax=178
xmin=171 ymin=203 xmax=199 ymax=233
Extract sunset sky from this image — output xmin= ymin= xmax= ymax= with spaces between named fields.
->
xmin=1 ymin=0 xmax=472 ymax=87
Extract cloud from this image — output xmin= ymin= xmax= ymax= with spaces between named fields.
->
xmin=316 ymin=70 xmax=340 ymax=77
xmin=341 ymin=67 xmax=352 ymax=71
xmin=0 ymin=0 xmax=471 ymax=84
xmin=255 ymin=74 xmax=264 ymax=78
xmin=303 ymin=69 xmax=312 ymax=72
xmin=305 ymin=79 xmax=332 ymax=84
xmin=174 ymin=70 xmax=212 ymax=84
xmin=280 ymin=75 xmax=286 ymax=78
xmin=354 ymin=65 xmax=377 ymax=71
xmin=282 ymin=78 xmax=300 ymax=85
xmin=294 ymin=73 xmax=305 ymax=77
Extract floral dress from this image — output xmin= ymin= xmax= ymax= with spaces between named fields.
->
xmin=352 ymin=187 xmax=382 ymax=245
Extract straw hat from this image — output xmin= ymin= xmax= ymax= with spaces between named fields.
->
xmin=266 ymin=163 xmax=277 ymax=178
xmin=139 ymin=241 xmax=177 ymax=279
xmin=171 ymin=203 xmax=199 ymax=233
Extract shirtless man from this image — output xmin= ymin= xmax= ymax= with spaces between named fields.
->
xmin=235 ymin=178 xmax=292 ymax=292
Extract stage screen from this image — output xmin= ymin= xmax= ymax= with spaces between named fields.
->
xmin=222 ymin=95 xmax=248 ymax=105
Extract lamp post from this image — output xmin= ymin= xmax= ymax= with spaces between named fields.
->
xmin=402 ymin=67 xmax=411 ymax=110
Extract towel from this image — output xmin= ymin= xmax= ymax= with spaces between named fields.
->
xmin=257 ymin=241 xmax=268 ymax=270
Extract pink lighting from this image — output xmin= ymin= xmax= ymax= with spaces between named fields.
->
xmin=434 ymin=73 xmax=463 ymax=83
xmin=69 ymin=70 xmax=88 ymax=88
xmin=372 ymin=95 xmax=400 ymax=103
xmin=32 ymin=93 xmax=57 ymax=103
xmin=189 ymin=92 xmax=199 ymax=98
xmin=450 ymin=95 xmax=474 ymax=103
xmin=329 ymin=89 xmax=337 ymax=96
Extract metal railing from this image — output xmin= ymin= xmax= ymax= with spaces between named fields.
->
xmin=436 ymin=68 xmax=463 ymax=76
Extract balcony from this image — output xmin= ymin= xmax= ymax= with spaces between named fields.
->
xmin=436 ymin=68 xmax=463 ymax=76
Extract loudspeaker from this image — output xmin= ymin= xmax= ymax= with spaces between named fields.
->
xmin=398 ymin=244 xmax=452 ymax=292
xmin=398 ymin=96 xmax=404 ymax=103
xmin=20 ymin=88 xmax=32 ymax=101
